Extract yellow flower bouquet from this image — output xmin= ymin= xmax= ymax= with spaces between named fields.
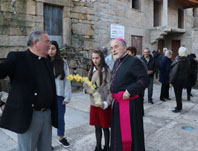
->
xmin=67 ymin=74 xmax=102 ymax=107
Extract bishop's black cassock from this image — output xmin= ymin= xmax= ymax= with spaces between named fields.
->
xmin=110 ymin=54 xmax=149 ymax=151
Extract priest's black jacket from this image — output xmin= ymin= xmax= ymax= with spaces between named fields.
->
xmin=0 ymin=50 xmax=58 ymax=134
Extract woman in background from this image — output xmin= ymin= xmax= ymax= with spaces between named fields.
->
xmin=48 ymin=41 xmax=71 ymax=148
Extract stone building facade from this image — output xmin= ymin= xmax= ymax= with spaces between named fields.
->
xmin=0 ymin=0 xmax=198 ymax=60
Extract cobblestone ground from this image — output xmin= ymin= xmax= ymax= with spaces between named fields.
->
xmin=1 ymin=83 xmax=198 ymax=151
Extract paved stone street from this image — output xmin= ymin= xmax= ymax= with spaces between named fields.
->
xmin=0 ymin=83 xmax=198 ymax=151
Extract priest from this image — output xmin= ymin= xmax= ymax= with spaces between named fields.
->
xmin=110 ymin=38 xmax=149 ymax=151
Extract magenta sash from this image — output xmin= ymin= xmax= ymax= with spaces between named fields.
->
xmin=112 ymin=91 xmax=139 ymax=151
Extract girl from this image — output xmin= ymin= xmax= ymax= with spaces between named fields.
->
xmin=48 ymin=41 xmax=72 ymax=148
xmin=88 ymin=49 xmax=112 ymax=151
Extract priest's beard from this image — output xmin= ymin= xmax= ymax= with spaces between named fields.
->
xmin=113 ymin=52 xmax=127 ymax=61
xmin=113 ymin=54 xmax=121 ymax=61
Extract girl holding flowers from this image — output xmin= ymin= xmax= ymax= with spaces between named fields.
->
xmin=88 ymin=49 xmax=112 ymax=151
xmin=48 ymin=41 xmax=71 ymax=148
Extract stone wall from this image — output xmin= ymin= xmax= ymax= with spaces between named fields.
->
xmin=92 ymin=0 xmax=154 ymax=52
xmin=0 ymin=0 xmax=72 ymax=58
xmin=0 ymin=0 xmax=198 ymax=58
xmin=71 ymin=1 xmax=95 ymax=58
xmin=168 ymin=0 xmax=181 ymax=28
xmin=0 ymin=0 xmax=31 ymax=58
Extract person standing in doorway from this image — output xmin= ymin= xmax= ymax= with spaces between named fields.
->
xmin=48 ymin=41 xmax=72 ymax=148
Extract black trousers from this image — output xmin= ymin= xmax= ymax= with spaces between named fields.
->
xmin=160 ymin=83 xmax=169 ymax=99
xmin=187 ymin=87 xmax=192 ymax=97
xmin=173 ymin=81 xmax=184 ymax=110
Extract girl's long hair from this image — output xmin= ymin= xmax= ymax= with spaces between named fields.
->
xmin=88 ymin=50 xmax=109 ymax=85
xmin=50 ymin=41 xmax=65 ymax=80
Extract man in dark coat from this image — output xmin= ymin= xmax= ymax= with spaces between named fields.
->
xmin=141 ymin=48 xmax=155 ymax=104
xmin=185 ymin=54 xmax=198 ymax=101
xmin=0 ymin=30 xmax=58 ymax=151
xmin=159 ymin=50 xmax=173 ymax=101
xmin=110 ymin=38 xmax=149 ymax=151
xmin=169 ymin=46 xmax=190 ymax=113
xmin=153 ymin=49 xmax=163 ymax=79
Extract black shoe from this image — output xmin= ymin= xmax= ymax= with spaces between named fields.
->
xmin=59 ymin=138 xmax=70 ymax=148
xmin=95 ymin=146 xmax=103 ymax=151
xmin=172 ymin=108 xmax=182 ymax=113
xmin=0 ymin=101 xmax=5 ymax=107
xmin=148 ymin=100 xmax=154 ymax=104
xmin=160 ymin=98 xmax=166 ymax=102
xmin=187 ymin=95 xmax=191 ymax=101
xmin=165 ymin=98 xmax=171 ymax=100
xmin=103 ymin=146 xmax=111 ymax=151
xmin=190 ymin=93 xmax=193 ymax=97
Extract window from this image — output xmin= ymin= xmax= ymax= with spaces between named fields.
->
xmin=154 ymin=0 xmax=161 ymax=27
xmin=132 ymin=0 xmax=140 ymax=10
xmin=178 ymin=9 xmax=184 ymax=28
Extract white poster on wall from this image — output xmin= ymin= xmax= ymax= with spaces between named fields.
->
xmin=110 ymin=24 xmax=125 ymax=39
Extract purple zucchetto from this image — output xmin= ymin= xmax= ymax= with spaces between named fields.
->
xmin=114 ymin=38 xmax=126 ymax=44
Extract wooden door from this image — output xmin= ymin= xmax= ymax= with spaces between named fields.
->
xmin=171 ymin=40 xmax=180 ymax=59
xmin=131 ymin=35 xmax=143 ymax=55
xmin=44 ymin=4 xmax=63 ymax=47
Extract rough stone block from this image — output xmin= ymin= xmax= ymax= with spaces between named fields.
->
xmin=0 ymin=46 xmax=27 ymax=58
xmin=36 ymin=2 xmax=43 ymax=16
xmin=76 ymin=68 xmax=88 ymax=77
xmin=72 ymin=13 xmax=87 ymax=20
xmin=73 ymin=6 xmax=94 ymax=15
xmin=84 ymin=40 xmax=94 ymax=50
xmin=79 ymin=50 xmax=89 ymax=58
xmin=64 ymin=10 xmax=71 ymax=18
xmin=35 ymin=0 xmax=73 ymax=7
xmin=1 ymin=1 xmax=12 ymax=12
xmin=0 ymin=35 xmax=27 ymax=47
xmin=87 ymin=15 xmax=94 ymax=21
xmin=72 ymin=23 xmax=94 ymax=36
xmin=26 ymin=1 xmax=36 ymax=15
xmin=63 ymin=18 xmax=72 ymax=45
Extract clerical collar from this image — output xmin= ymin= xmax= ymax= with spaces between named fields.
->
xmin=120 ymin=53 xmax=128 ymax=62
xmin=28 ymin=49 xmax=45 ymax=60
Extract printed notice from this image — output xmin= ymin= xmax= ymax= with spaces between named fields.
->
xmin=110 ymin=24 xmax=125 ymax=39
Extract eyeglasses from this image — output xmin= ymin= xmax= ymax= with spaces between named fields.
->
xmin=40 ymin=40 xmax=50 ymax=44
